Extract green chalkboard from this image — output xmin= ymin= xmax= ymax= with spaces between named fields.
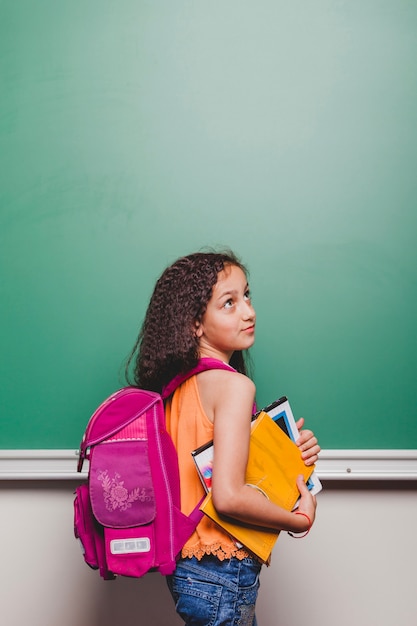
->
xmin=1 ymin=1 xmax=416 ymax=449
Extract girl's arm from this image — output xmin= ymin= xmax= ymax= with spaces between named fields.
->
xmin=197 ymin=370 xmax=317 ymax=534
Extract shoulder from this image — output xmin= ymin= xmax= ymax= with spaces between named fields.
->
xmin=196 ymin=369 xmax=255 ymax=422
xmin=197 ymin=368 xmax=254 ymax=392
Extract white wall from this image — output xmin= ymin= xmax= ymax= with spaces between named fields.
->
xmin=0 ymin=480 xmax=416 ymax=626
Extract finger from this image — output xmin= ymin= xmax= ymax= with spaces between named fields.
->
xmin=296 ymin=474 xmax=309 ymax=493
xmin=295 ymin=417 xmax=305 ymax=431
xmin=303 ymin=456 xmax=319 ymax=467
xmin=297 ymin=434 xmax=317 ymax=450
xmin=301 ymin=443 xmax=320 ymax=456
xmin=301 ymin=446 xmax=321 ymax=465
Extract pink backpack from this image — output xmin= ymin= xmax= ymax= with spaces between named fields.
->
xmin=74 ymin=358 xmax=233 ymax=580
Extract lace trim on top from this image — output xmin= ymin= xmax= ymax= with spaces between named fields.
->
xmin=181 ymin=541 xmax=250 ymax=562
xmin=181 ymin=541 xmax=266 ymax=565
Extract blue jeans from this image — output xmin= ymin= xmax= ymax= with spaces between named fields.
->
xmin=166 ymin=555 xmax=262 ymax=626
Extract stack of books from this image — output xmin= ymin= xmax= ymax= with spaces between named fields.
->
xmin=191 ymin=397 xmax=321 ymax=561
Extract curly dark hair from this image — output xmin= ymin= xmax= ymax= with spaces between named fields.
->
xmin=125 ymin=250 xmax=251 ymax=392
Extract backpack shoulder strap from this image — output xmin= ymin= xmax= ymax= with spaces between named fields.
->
xmin=162 ymin=357 xmax=237 ymax=530
xmin=161 ymin=357 xmax=235 ymax=400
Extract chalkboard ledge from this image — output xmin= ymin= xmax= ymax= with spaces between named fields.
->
xmin=0 ymin=449 xmax=416 ymax=481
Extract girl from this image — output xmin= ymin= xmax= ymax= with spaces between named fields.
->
xmin=127 ymin=250 xmax=320 ymax=626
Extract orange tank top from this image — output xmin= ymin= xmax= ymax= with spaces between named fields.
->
xmin=165 ymin=375 xmax=250 ymax=561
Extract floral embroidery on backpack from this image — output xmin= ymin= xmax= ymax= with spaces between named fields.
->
xmin=97 ymin=470 xmax=145 ymax=511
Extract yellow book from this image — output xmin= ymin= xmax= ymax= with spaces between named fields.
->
xmin=199 ymin=410 xmax=315 ymax=562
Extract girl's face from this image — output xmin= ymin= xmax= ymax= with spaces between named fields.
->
xmin=196 ymin=264 xmax=256 ymax=362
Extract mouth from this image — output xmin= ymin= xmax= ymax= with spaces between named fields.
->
xmin=243 ymin=325 xmax=255 ymax=333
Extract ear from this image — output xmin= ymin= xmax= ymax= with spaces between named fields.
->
xmin=194 ymin=321 xmax=204 ymax=338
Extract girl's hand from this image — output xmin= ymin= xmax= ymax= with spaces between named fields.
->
xmin=292 ymin=475 xmax=317 ymax=532
xmin=295 ymin=417 xmax=321 ymax=466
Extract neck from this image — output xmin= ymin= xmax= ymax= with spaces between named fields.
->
xmin=198 ymin=346 xmax=233 ymax=364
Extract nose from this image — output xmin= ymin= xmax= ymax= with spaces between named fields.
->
xmin=243 ymin=299 xmax=255 ymax=320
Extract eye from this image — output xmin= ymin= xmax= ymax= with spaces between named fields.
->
xmin=223 ymin=298 xmax=234 ymax=309
xmin=244 ymin=289 xmax=251 ymax=301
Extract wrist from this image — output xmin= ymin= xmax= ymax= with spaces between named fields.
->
xmin=288 ymin=511 xmax=312 ymax=539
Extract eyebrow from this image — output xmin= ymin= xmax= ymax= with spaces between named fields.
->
xmin=216 ymin=283 xmax=249 ymax=301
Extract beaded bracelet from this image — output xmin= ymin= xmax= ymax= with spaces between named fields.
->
xmin=288 ymin=512 xmax=312 ymax=539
